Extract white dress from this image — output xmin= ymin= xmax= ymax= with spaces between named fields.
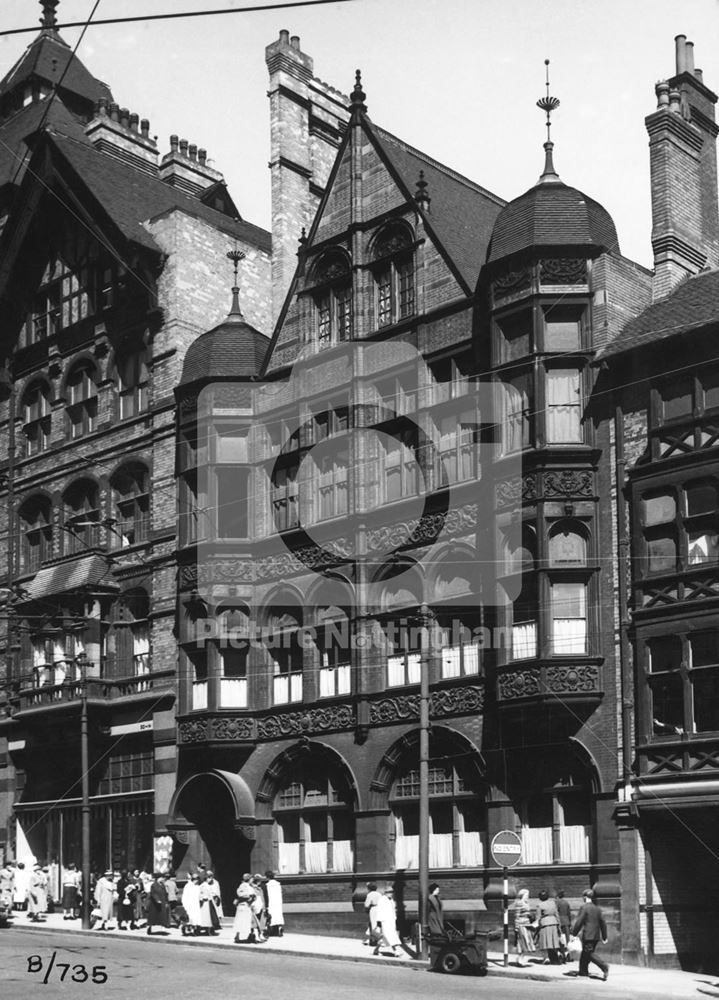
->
xmin=266 ymin=878 xmax=284 ymax=928
xmin=182 ymin=880 xmax=202 ymax=926
xmin=375 ymin=893 xmax=401 ymax=949
xmin=232 ymin=882 xmax=254 ymax=940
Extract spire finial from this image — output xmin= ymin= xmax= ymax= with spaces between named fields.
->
xmin=351 ymin=69 xmax=367 ymax=120
xmin=226 ymin=246 xmax=246 ymax=318
xmin=40 ymin=0 xmax=60 ymax=30
xmin=536 ymin=59 xmax=561 ymax=183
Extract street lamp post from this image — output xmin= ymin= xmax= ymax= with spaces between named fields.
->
xmin=78 ymin=652 xmax=91 ymax=930
xmin=417 ymin=606 xmax=433 ymax=961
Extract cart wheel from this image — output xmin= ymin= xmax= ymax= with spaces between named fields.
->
xmin=440 ymin=951 xmax=463 ymax=974
xmin=477 ymin=965 xmax=488 ymax=977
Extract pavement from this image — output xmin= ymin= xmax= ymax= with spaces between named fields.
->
xmin=7 ymin=910 xmax=719 ymax=998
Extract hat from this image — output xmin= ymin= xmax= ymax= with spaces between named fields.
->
xmin=583 ymin=889 xmax=595 ymax=900
xmin=104 ymin=869 xmax=113 ymax=876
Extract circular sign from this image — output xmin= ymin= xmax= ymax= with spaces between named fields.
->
xmin=490 ymin=830 xmax=522 ymax=868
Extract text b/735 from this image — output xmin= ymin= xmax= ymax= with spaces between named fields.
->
xmin=27 ymin=952 xmax=108 ymax=984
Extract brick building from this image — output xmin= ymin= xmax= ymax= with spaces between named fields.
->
xmin=0 ymin=2 xmax=271 ymax=885
xmin=0 ymin=5 xmax=718 ymax=973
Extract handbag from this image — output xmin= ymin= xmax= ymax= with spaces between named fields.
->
xmin=567 ymin=935 xmax=582 ymax=956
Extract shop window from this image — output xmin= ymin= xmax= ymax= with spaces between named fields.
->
xmin=516 ymin=754 xmax=593 ymax=864
xmin=22 ymin=381 xmax=51 ymax=455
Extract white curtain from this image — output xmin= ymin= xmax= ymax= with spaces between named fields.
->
xmin=553 ymin=619 xmax=587 ymax=654
xmin=441 ymin=645 xmax=461 ymax=679
xmin=388 ymin=655 xmax=404 ymax=687
xmin=458 ymin=832 xmax=483 ymax=867
xmin=395 ymin=835 xmax=419 ymax=870
xmin=332 ymin=840 xmax=353 ymax=873
xmin=407 ymin=653 xmax=421 ymax=684
xmin=192 ymin=681 xmax=208 ymax=710
xmin=273 ymin=674 xmax=289 ymax=704
xmin=512 ymin=623 xmax=537 ymax=659
xmin=278 ymin=842 xmax=300 ymax=875
xmin=305 ymin=841 xmax=328 ymax=873
xmin=133 ymin=626 xmax=150 ymax=674
xmin=522 ymin=827 xmax=553 ymax=864
xmin=290 ymin=672 xmax=302 ymax=702
xmin=319 ymin=667 xmax=334 ymax=698
xmin=336 ymin=663 xmax=351 ymax=694
xmin=220 ymin=677 xmax=247 ymax=708
xmin=560 ymin=825 xmax=590 ymax=863
xmin=429 ymin=833 xmax=453 ymax=869
xmin=463 ymin=643 xmax=480 ymax=675
xmin=546 ymin=369 xmax=581 ymax=443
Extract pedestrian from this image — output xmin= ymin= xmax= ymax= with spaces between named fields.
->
xmin=511 ymin=888 xmax=536 ymax=966
xmin=233 ymin=874 xmax=256 ymax=943
xmin=27 ymin=864 xmax=48 ymax=922
xmin=427 ymin=882 xmax=444 ymax=937
xmin=264 ymin=870 xmax=284 ymax=937
xmin=131 ymin=870 xmax=145 ymax=927
xmin=94 ymin=870 xmax=115 ymax=930
xmin=197 ymin=872 xmax=220 ymax=935
xmin=0 ymin=860 xmax=14 ymax=913
xmin=364 ymin=881 xmax=381 ymax=946
xmin=536 ymin=889 xmax=562 ymax=964
xmin=116 ymin=870 xmax=137 ymax=930
xmin=165 ymin=869 xmax=179 ymax=923
xmin=571 ymin=889 xmax=609 ymax=982
xmin=181 ymin=873 xmax=202 ymax=935
xmin=61 ymin=862 xmax=81 ymax=920
xmin=250 ymin=874 xmax=267 ymax=941
xmin=556 ymin=889 xmax=572 ymax=962
xmin=147 ymin=873 xmax=170 ymax=935
xmin=205 ymin=869 xmax=223 ymax=919
xmin=373 ymin=885 xmax=403 ymax=958
xmin=13 ymin=861 xmax=29 ymax=911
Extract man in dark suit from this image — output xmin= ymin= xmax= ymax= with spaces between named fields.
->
xmin=571 ymin=889 xmax=609 ymax=981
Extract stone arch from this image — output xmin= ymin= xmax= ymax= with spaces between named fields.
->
xmin=256 ymin=739 xmax=361 ymax=818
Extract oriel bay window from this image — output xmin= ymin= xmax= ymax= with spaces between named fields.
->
xmin=550 ymin=581 xmax=588 ymax=655
xmin=438 ymin=408 xmax=479 ymax=484
xmin=382 ymin=428 xmax=419 ymax=502
xmin=215 ymin=425 xmax=249 ymax=540
xmin=646 ymin=631 xmax=719 ymax=736
xmin=437 ymin=614 xmax=481 ymax=679
xmin=639 ymin=480 xmax=719 ymax=576
xmin=108 ymin=590 xmax=150 ymax=679
xmin=501 ymin=374 xmax=532 ymax=454
xmin=652 ymin=368 xmax=719 ymax=457
xmin=274 ymin=764 xmax=355 ymax=874
xmin=271 ymin=463 xmax=299 ymax=532
xmin=545 ymin=367 xmax=583 ymax=444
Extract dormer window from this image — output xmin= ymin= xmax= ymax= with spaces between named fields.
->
xmin=26 ymin=255 xmax=90 ymax=345
xmin=307 ymin=250 xmax=353 ymax=346
xmin=371 ymin=223 xmax=415 ymax=329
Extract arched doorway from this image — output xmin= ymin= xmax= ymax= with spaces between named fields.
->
xmin=169 ymin=770 xmax=255 ymax=909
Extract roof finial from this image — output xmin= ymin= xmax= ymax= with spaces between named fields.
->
xmin=40 ymin=0 xmax=60 ymax=31
xmin=415 ymin=170 xmax=431 ymax=213
xmin=226 ymin=246 xmax=246 ymax=319
xmin=351 ymin=69 xmax=367 ymax=120
xmin=536 ymin=59 xmax=561 ymax=183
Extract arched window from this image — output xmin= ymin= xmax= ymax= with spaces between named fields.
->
xmin=267 ymin=608 xmax=303 ymax=705
xmin=548 ymin=524 xmax=588 ymax=567
xmin=19 ymin=495 xmax=52 ymax=572
xmin=273 ymin=752 xmax=355 ymax=874
xmin=22 ymin=381 xmax=51 ymax=455
xmin=118 ymin=347 xmax=149 ymax=419
xmin=391 ymin=737 xmax=485 ymax=869
xmin=372 ymin=223 xmax=415 ymax=328
xmin=111 ymin=463 xmax=150 ymax=547
xmin=63 ymin=479 xmax=100 ymax=554
xmin=308 ymin=251 xmax=352 ymax=346
xmin=66 ymin=361 xmax=97 ymax=438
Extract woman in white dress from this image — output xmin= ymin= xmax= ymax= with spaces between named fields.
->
xmin=373 ymin=886 xmax=403 ymax=957
xmin=197 ymin=874 xmax=220 ymax=934
xmin=264 ymin=870 xmax=284 ymax=937
xmin=94 ymin=870 xmax=115 ymax=930
xmin=232 ymin=874 xmax=255 ymax=943
xmin=181 ymin=874 xmax=202 ymax=934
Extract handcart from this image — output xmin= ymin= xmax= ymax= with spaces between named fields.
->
xmin=429 ymin=923 xmax=489 ymax=976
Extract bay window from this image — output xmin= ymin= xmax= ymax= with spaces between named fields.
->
xmin=502 ymin=375 xmax=532 ymax=453
xmin=550 ymin=581 xmax=588 ymax=654
xmin=546 ymin=367 xmax=582 ymax=443
xmin=646 ymin=631 xmax=719 ymax=736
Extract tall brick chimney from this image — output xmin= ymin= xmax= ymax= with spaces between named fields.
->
xmin=265 ymin=30 xmax=350 ymax=324
xmin=646 ymin=36 xmax=719 ymax=300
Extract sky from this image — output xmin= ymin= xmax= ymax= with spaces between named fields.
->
xmin=1 ymin=0 xmax=718 ymax=267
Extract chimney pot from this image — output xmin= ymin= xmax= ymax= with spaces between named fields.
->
xmin=129 ymin=112 xmax=139 ymax=133
xmin=655 ymin=81 xmax=670 ymax=109
xmin=109 ymin=103 xmax=120 ymax=122
xmin=189 ymin=144 xmax=197 ymax=161
xmin=179 ymin=139 xmax=189 ymax=156
xmin=695 ymin=67 xmax=704 ymax=82
xmin=290 ymin=35 xmax=300 ymax=50
xmin=170 ymin=134 xmax=179 ymax=153
xmin=685 ymin=41 xmax=695 ymax=73
xmin=279 ymin=29 xmax=290 ymax=44
xmin=120 ymin=107 xmax=130 ymax=128
xmin=675 ymin=34 xmax=687 ymax=75
xmin=97 ymin=97 xmax=108 ymax=116
xmin=198 ymin=148 xmax=207 ymax=165
xmin=140 ymin=118 xmax=150 ymax=138
xmin=669 ymin=88 xmax=681 ymax=112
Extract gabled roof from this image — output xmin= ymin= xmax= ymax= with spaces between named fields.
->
xmin=0 ymin=95 xmax=86 ymax=189
xmin=0 ymin=30 xmax=112 ymax=108
xmin=46 ymin=131 xmax=271 ymax=254
xmin=601 ymin=268 xmax=719 ymax=359
xmin=373 ymin=126 xmax=505 ymax=290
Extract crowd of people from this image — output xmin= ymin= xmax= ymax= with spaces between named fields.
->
xmin=0 ymin=860 xmax=285 ymax=944
xmin=511 ymin=886 xmax=609 ymax=980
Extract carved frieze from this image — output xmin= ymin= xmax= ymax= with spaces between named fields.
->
xmin=543 ymin=470 xmax=594 ymax=499
xmin=212 ymin=716 xmax=255 ymax=741
xmin=198 ymin=560 xmax=255 ymax=584
xmin=179 ymin=564 xmax=198 ymax=587
xmin=544 ymin=664 xmax=600 ymax=694
xmin=366 ymin=504 xmax=477 ymax=552
xmin=257 ymin=704 xmax=356 ymax=739
xmin=539 ymin=258 xmax=587 ymax=285
xmin=178 ymin=718 xmax=209 ymax=743
xmin=497 ymin=669 xmax=541 ymax=700
xmin=494 ymin=267 xmax=532 ymax=296
xmin=369 ymin=685 xmax=484 ymax=725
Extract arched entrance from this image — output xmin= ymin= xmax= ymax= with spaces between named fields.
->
xmin=169 ymin=770 xmax=255 ymax=909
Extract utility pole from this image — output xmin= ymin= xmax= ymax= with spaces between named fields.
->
xmin=417 ymin=605 xmax=433 ymax=960
xmin=78 ymin=652 xmax=91 ymax=930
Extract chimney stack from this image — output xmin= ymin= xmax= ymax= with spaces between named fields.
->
xmin=646 ymin=37 xmax=719 ymax=300
xmin=85 ymin=102 xmax=158 ymax=175
xmin=159 ymin=136 xmax=224 ymax=196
